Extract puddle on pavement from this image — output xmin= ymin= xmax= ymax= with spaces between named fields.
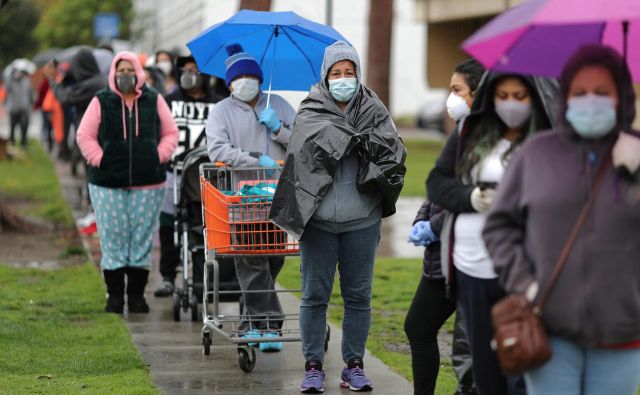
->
xmin=377 ymin=197 xmax=423 ymax=258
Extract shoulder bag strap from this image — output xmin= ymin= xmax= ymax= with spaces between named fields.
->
xmin=536 ymin=148 xmax=613 ymax=314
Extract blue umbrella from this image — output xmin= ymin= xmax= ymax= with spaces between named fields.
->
xmin=187 ymin=10 xmax=349 ymax=98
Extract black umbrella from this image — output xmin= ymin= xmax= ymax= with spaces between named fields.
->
xmin=32 ymin=48 xmax=62 ymax=67
xmin=55 ymin=45 xmax=93 ymax=63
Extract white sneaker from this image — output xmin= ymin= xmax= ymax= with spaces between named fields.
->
xmin=77 ymin=211 xmax=96 ymax=228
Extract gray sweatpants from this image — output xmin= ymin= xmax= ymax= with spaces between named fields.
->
xmin=235 ymin=256 xmax=285 ymax=331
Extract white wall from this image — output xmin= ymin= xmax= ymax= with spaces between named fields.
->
xmin=132 ymin=0 xmax=433 ymax=116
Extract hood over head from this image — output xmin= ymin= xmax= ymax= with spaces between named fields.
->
xmin=107 ymin=52 xmax=148 ymax=140
xmin=455 ymin=71 xmax=558 ymax=179
xmin=108 ymin=51 xmax=146 ymax=99
xmin=70 ymin=49 xmax=100 ymax=82
xmin=320 ymin=41 xmax=361 ymax=89
xmin=559 ymin=44 xmax=635 ymax=132
xmin=466 ymin=71 xmax=558 ymax=130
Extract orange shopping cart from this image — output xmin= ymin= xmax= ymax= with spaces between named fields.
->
xmin=199 ymin=163 xmax=329 ymax=373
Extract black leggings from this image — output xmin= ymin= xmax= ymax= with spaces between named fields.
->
xmin=9 ymin=110 xmax=29 ymax=146
xmin=404 ymin=277 xmax=457 ymax=395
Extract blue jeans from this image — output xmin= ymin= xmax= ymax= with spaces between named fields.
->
xmin=525 ymin=336 xmax=640 ymax=395
xmin=299 ymin=221 xmax=380 ymax=363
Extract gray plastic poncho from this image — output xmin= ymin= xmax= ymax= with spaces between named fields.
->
xmin=269 ymin=41 xmax=407 ymax=240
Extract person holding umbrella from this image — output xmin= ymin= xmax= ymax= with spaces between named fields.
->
xmin=270 ymin=41 xmax=407 ymax=393
xmin=205 ymin=43 xmax=296 ymax=352
xmin=483 ymin=45 xmax=640 ymax=395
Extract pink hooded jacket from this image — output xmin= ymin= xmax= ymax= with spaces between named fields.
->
xmin=76 ymin=51 xmax=178 ymax=188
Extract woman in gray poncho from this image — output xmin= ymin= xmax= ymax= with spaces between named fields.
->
xmin=270 ymin=41 xmax=406 ymax=393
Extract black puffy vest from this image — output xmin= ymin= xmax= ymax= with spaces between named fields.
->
xmin=88 ymin=87 xmax=165 ymax=188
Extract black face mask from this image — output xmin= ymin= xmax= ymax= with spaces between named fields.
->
xmin=116 ymin=74 xmax=136 ymax=93
xmin=180 ymin=71 xmax=202 ymax=91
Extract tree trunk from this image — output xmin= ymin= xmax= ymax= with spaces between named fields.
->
xmin=238 ymin=0 xmax=271 ymax=11
xmin=366 ymin=0 xmax=394 ymax=108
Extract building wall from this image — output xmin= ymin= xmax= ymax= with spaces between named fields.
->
xmin=415 ymin=0 xmax=525 ymax=22
xmin=414 ymin=0 xmax=524 ymax=88
xmin=131 ymin=0 xmax=434 ymax=116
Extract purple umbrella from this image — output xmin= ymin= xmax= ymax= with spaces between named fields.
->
xmin=462 ymin=0 xmax=640 ymax=82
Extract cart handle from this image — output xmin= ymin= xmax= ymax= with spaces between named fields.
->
xmin=214 ymin=160 xmax=284 ymax=167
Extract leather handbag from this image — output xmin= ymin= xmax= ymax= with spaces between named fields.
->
xmin=490 ymin=149 xmax=612 ymax=375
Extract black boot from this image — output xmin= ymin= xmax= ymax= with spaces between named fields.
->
xmin=103 ymin=269 xmax=125 ymax=314
xmin=126 ymin=267 xmax=150 ymax=313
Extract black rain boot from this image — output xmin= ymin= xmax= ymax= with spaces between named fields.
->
xmin=103 ymin=269 xmax=126 ymax=314
xmin=126 ymin=267 xmax=150 ymax=313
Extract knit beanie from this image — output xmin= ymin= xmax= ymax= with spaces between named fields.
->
xmin=224 ymin=44 xmax=263 ymax=87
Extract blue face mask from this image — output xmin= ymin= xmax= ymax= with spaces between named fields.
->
xmin=565 ymin=94 xmax=617 ymax=139
xmin=329 ymin=78 xmax=358 ymax=103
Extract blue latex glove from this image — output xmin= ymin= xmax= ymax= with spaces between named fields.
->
xmin=258 ymin=154 xmax=278 ymax=168
xmin=408 ymin=221 xmax=439 ymax=246
xmin=259 ymin=107 xmax=282 ymax=133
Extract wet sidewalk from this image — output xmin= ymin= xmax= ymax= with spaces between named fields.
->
xmin=52 ymin=150 xmax=413 ymax=394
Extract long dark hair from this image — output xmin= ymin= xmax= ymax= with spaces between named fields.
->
xmin=454 ymin=59 xmax=485 ymax=97
xmin=457 ymin=75 xmax=547 ymax=181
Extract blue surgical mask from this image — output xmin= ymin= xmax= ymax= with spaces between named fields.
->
xmin=329 ymin=78 xmax=358 ymax=103
xmin=566 ymin=94 xmax=617 ymax=139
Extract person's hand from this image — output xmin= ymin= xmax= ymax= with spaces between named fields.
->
xmin=408 ymin=221 xmax=438 ymax=246
xmin=258 ymin=154 xmax=278 ymax=168
xmin=470 ymin=187 xmax=497 ymax=213
xmin=613 ymin=132 xmax=640 ymax=175
xmin=259 ymin=108 xmax=282 ymax=133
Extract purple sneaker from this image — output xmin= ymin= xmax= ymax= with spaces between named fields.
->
xmin=300 ymin=361 xmax=325 ymax=393
xmin=340 ymin=358 xmax=372 ymax=392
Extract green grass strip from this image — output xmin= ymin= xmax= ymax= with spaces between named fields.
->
xmin=0 ymin=142 xmax=73 ymax=225
xmin=0 ymin=264 xmax=157 ymax=394
xmin=400 ymin=138 xmax=443 ymax=198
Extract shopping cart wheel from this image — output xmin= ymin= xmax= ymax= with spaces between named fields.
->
xmin=238 ymin=347 xmax=256 ymax=373
xmin=324 ymin=324 xmax=331 ymax=352
xmin=172 ymin=291 xmax=181 ymax=322
xmin=190 ymin=294 xmax=199 ymax=322
xmin=202 ymin=332 xmax=212 ymax=355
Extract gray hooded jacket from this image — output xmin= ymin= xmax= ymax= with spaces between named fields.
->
xmin=269 ymin=41 xmax=407 ymax=239
xmin=205 ymin=91 xmax=296 ymax=166
xmin=309 ymin=41 xmax=383 ymax=233
xmin=483 ymin=45 xmax=640 ymax=347
xmin=5 ymin=72 xmax=33 ymax=114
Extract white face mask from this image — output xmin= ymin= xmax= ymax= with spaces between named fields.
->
xmin=494 ymin=99 xmax=532 ymax=128
xmin=156 ymin=60 xmax=172 ymax=76
xmin=446 ymin=93 xmax=471 ymax=122
xmin=231 ymin=78 xmax=260 ymax=102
